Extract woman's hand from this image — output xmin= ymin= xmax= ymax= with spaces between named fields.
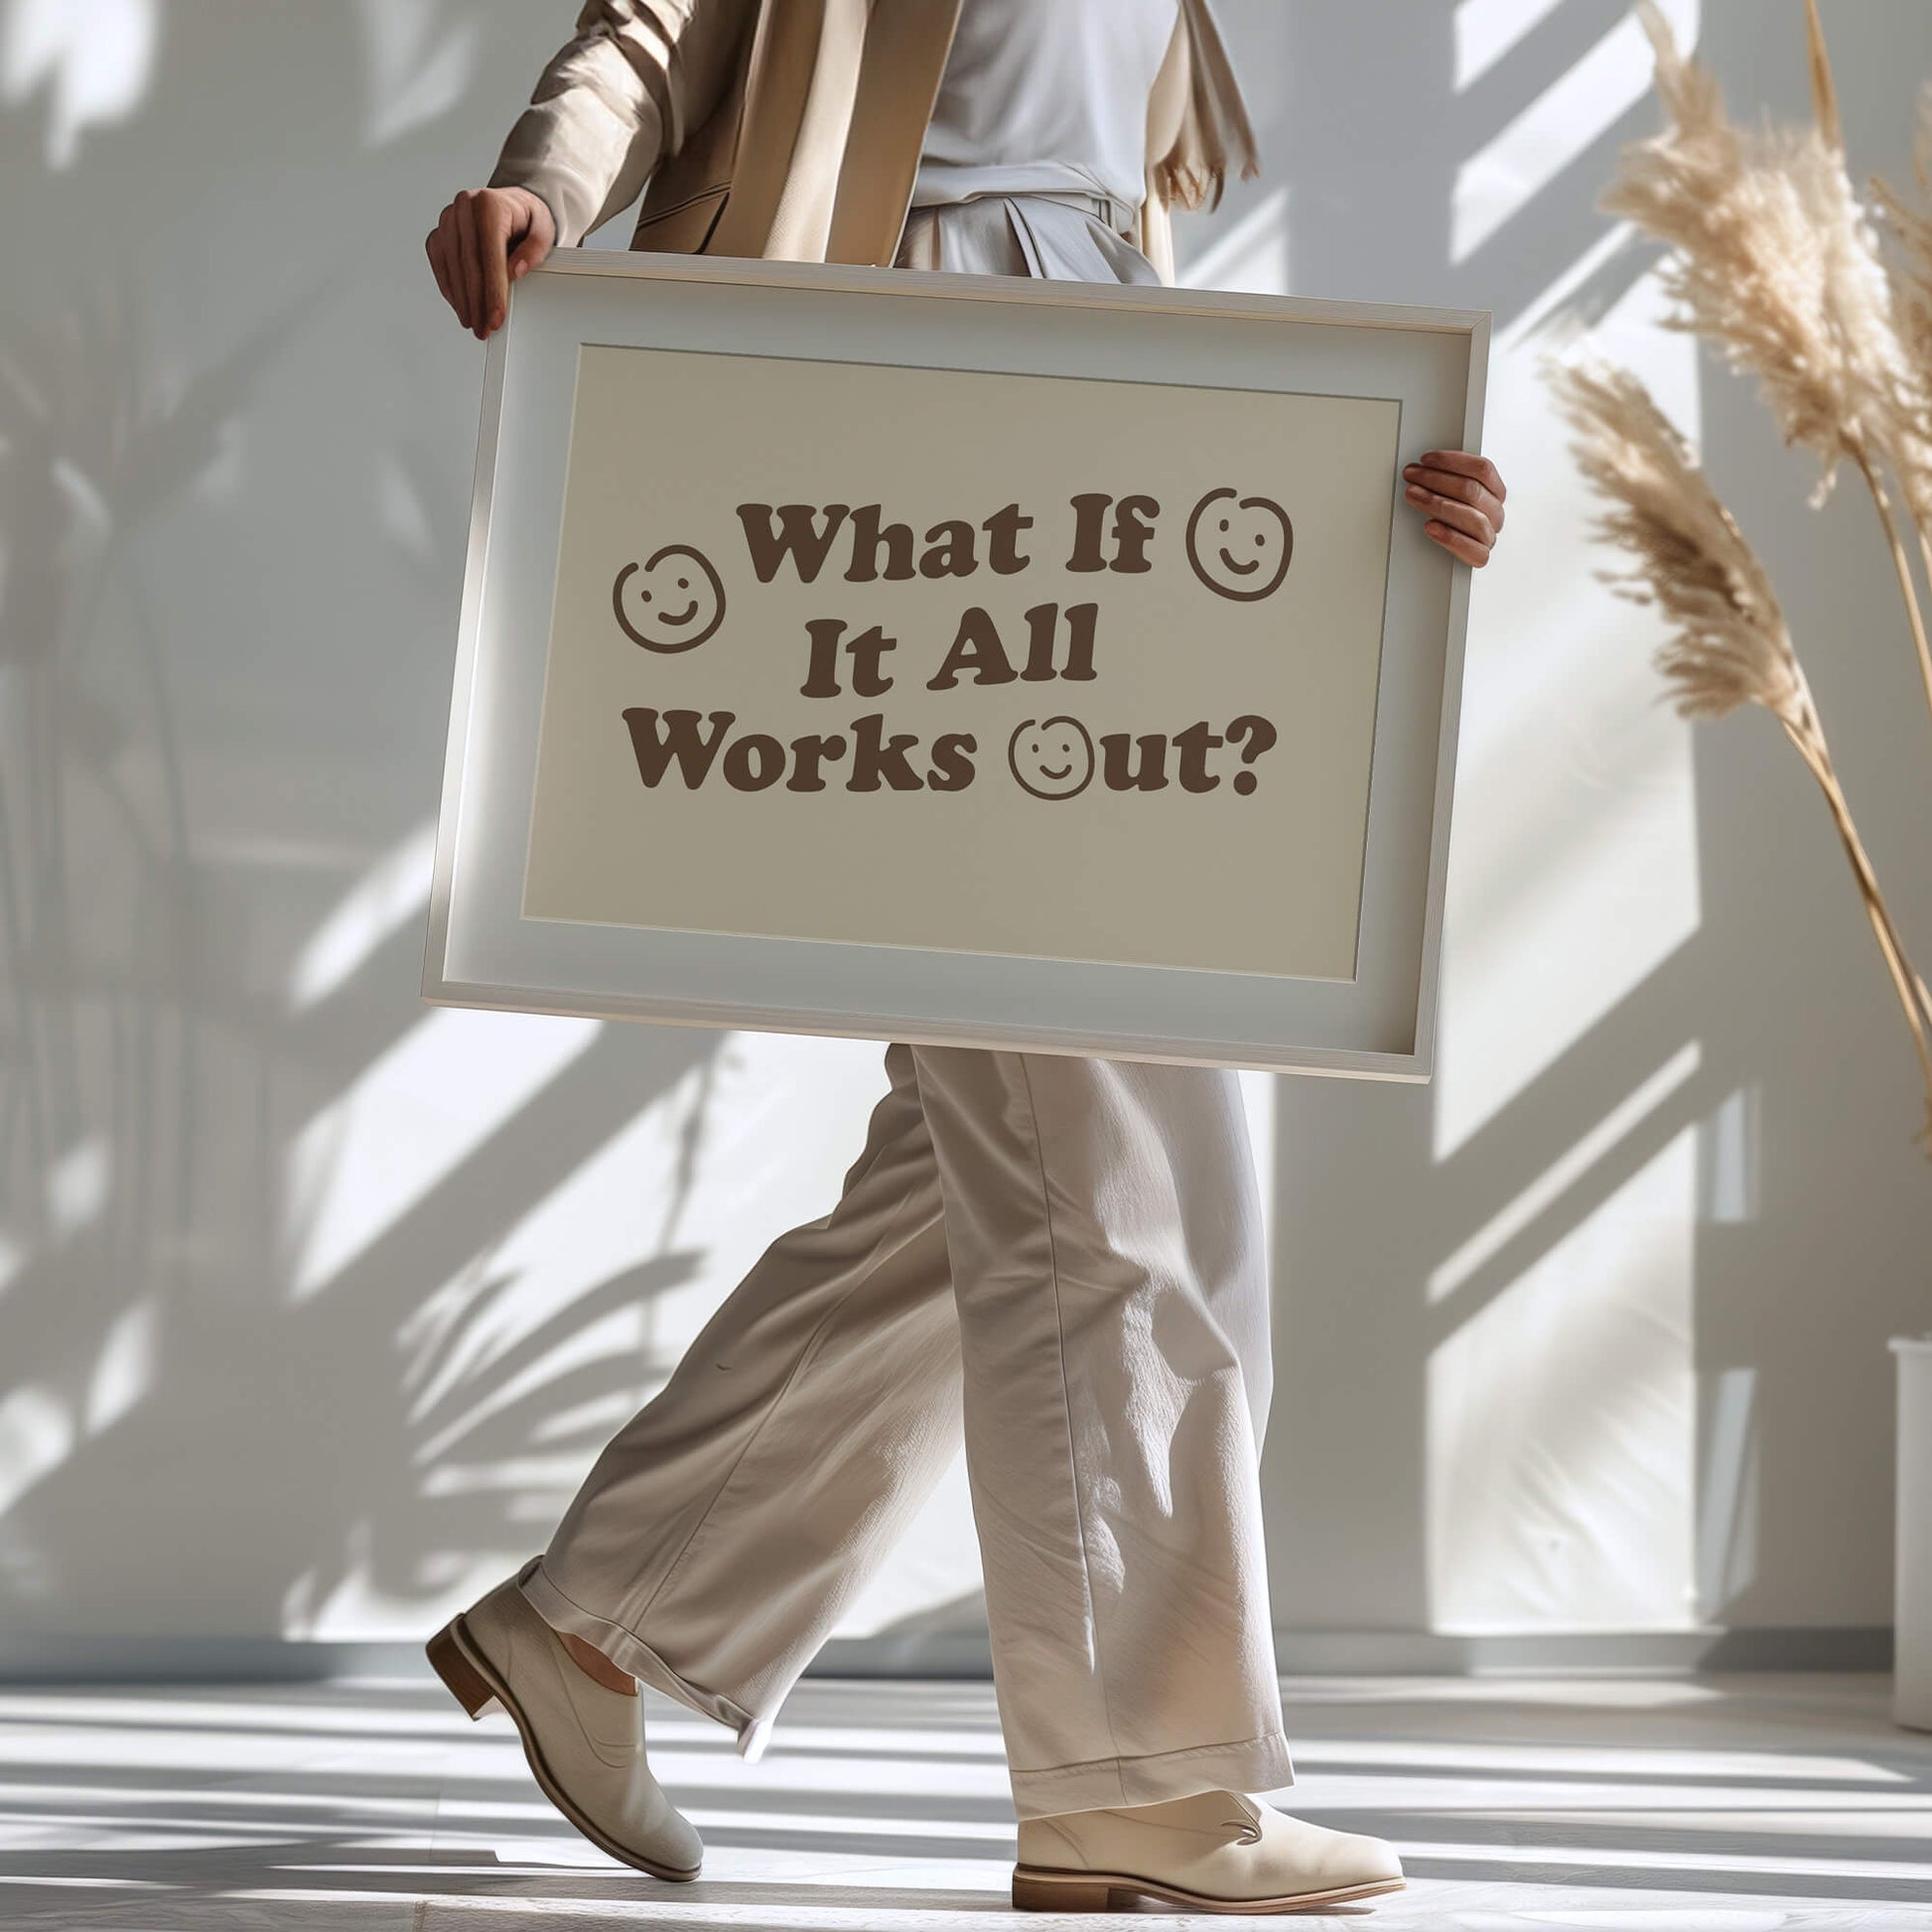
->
xmin=426 ymin=186 xmax=556 ymax=341
xmin=1402 ymin=450 xmax=1506 ymax=566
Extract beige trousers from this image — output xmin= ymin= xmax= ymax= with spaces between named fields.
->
xmin=524 ymin=196 xmax=1292 ymax=1820
xmin=524 ymin=1042 xmax=1293 ymax=1818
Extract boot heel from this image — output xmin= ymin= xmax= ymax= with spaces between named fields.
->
xmin=426 ymin=1621 xmax=496 ymax=1720
xmin=1013 ymin=1870 xmax=1115 ymax=1912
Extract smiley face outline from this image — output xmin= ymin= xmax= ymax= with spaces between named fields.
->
xmin=1008 ymin=714 xmax=1096 ymax=801
xmin=1184 ymin=487 xmax=1295 ymax=603
xmin=612 ymin=542 xmax=727 ymax=652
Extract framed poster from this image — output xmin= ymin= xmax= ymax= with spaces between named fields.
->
xmin=424 ymin=248 xmax=1487 ymax=1078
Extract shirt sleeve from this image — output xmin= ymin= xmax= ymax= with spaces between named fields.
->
xmin=486 ymin=0 xmax=751 ymax=248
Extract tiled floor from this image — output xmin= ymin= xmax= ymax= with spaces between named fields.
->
xmin=0 ymin=1673 xmax=1927 ymax=1928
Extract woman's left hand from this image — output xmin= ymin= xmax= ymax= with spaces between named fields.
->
xmin=1402 ymin=451 xmax=1506 ymax=566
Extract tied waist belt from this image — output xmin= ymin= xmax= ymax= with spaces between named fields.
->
xmin=1025 ymin=189 xmax=1140 ymax=239
xmin=914 ymin=188 xmax=1141 ymax=241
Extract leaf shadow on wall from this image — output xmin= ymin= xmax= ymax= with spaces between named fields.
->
xmin=0 ymin=0 xmax=737 ymax=1648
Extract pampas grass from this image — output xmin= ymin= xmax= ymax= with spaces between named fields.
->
xmin=1553 ymin=362 xmax=1932 ymax=1143
xmin=1603 ymin=4 xmax=1904 ymax=497
xmin=1601 ymin=2 xmax=1932 ymax=730
xmin=1552 ymin=363 xmax=1804 ymax=725
xmin=1553 ymin=1 xmax=1932 ymax=1150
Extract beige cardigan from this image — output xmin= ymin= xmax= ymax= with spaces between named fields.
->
xmin=488 ymin=0 xmax=1258 ymax=283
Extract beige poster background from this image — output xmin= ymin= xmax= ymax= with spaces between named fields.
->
xmin=523 ymin=343 xmax=1399 ymax=980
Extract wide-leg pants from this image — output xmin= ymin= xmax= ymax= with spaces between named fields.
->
xmin=521 ymin=196 xmax=1294 ymax=1821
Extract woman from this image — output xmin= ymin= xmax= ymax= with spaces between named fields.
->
xmin=424 ymin=1 xmax=1505 ymax=1914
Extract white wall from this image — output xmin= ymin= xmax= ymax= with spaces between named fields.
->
xmin=1 ymin=0 xmax=1928 ymax=1671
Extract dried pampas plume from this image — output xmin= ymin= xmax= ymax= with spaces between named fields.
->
xmin=1550 ymin=361 xmax=1805 ymax=725
xmin=1607 ymin=1 xmax=1912 ymax=504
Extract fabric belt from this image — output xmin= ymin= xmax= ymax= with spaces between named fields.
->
xmin=1029 ymin=189 xmax=1140 ymax=239
xmin=913 ymin=187 xmax=1140 ymax=241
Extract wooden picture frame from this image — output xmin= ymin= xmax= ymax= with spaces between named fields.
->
xmin=424 ymin=248 xmax=1488 ymax=1079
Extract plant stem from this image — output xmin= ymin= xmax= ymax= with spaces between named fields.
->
xmin=1854 ymin=446 xmax=1932 ymax=736
xmin=1780 ymin=713 xmax=1932 ymax=1144
xmin=1917 ymin=518 xmax=1932 ymax=706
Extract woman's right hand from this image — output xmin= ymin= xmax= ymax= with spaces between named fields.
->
xmin=426 ymin=186 xmax=557 ymax=341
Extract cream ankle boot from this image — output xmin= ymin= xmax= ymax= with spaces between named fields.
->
xmin=1013 ymin=1789 xmax=1403 ymax=1913
xmin=428 ymin=1562 xmax=703 ymax=1881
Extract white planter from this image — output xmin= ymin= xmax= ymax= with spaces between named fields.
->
xmin=1896 ymin=1337 xmax=1932 ymax=1730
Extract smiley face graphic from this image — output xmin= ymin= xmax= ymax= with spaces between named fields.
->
xmin=1185 ymin=487 xmax=1295 ymax=602
xmin=1008 ymin=714 xmax=1096 ymax=800
xmin=612 ymin=543 xmax=727 ymax=651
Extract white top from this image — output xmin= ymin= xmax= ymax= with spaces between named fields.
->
xmin=912 ymin=0 xmax=1182 ymax=218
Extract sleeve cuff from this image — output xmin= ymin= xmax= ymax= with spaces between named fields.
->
xmin=486 ymin=162 xmax=574 ymax=249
